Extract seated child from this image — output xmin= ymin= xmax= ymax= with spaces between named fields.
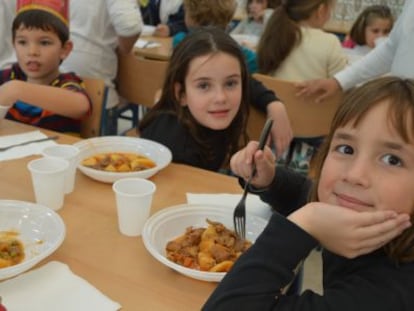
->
xmin=342 ymin=5 xmax=393 ymax=64
xmin=0 ymin=0 xmax=91 ymax=134
xmin=204 ymin=76 xmax=414 ymax=310
xmin=173 ymin=0 xmax=258 ymax=74
xmin=139 ymin=27 xmax=250 ymax=172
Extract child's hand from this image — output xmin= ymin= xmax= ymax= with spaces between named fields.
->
xmin=230 ymin=141 xmax=275 ymax=188
xmin=266 ymin=101 xmax=293 ymax=157
xmin=288 ymin=202 xmax=412 ymax=258
xmin=295 ymin=78 xmax=342 ymax=103
xmin=154 ymin=24 xmax=170 ymax=37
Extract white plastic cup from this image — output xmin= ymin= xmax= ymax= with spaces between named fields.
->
xmin=27 ymin=157 xmax=69 ymax=211
xmin=112 ymin=178 xmax=156 ymax=236
xmin=42 ymin=144 xmax=80 ymax=194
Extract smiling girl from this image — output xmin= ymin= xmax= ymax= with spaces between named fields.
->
xmin=139 ymin=27 xmax=249 ymax=171
xmin=203 ymin=76 xmax=414 ymax=310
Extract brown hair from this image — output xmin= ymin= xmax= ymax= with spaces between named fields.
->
xmin=139 ymin=27 xmax=249 ymax=168
xmin=310 ymin=76 xmax=414 ymax=264
xmin=184 ymin=0 xmax=236 ymax=30
xmin=257 ymin=0 xmax=333 ymax=74
xmin=349 ymin=5 xmax=393 ymax=45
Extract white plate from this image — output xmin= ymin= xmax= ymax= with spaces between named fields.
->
xmin=142 ymin=204 xmax=267 ymax=282
xmin=74 ymin=136 xmax=172 ymax=183
xmin=0 ymin=200 xmax=65 ymax=280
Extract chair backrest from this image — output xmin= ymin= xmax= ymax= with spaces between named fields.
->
xmin=252 ymin=74 xmax=342 ymax=138
xmin=80 ymin=77 xmax=107 ymax=138
xmin=116 ymin=52 xmax=169 ymax=108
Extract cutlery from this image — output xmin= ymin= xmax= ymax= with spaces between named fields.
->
xmin=233 ymin=119 xmax=273 ymax=240
xmin=0 ymin=135 xmax=59 ymax=152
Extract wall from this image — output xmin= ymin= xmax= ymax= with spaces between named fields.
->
xmin=332 ymin=0 xmax=405 ymax=21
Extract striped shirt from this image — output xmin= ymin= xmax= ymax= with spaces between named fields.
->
xmin=0 ymin=63 xmax=92 ymax=133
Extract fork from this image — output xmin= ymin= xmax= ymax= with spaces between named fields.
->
xmin=233 ymin=118 xmax=273 ymax=239
xmin=0 ymin=135 xmax=59 ymax=152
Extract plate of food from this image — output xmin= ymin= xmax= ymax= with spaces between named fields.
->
xmin=0 ymin=200 xmax=65 ymax=280
xmin=73 ymin=136 xmax=172 ymax=183
xmin=142 ymin=204 xmax=268 ymax=282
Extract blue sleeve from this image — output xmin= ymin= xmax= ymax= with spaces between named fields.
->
xmin=172 ymin=32 xmax=187 ymax=48
xmin=241 ymin=46 xmax=258 ymax=74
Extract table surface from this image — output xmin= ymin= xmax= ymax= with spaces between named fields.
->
xmin=0 ymin=120 xmax=243 ymax=310
xmin=134 ymin=36 xmax=172 ymax=61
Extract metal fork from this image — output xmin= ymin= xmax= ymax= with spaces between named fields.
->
xmin=0 ymin=135 xmax=59 ymax=152
xmin=233 ymin=118 xmax=273 ymax=239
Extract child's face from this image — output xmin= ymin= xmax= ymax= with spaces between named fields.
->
xmin=13 ymin=25 xmax=72 ymax=84
xmin=365 ymin=18 xmax=392 ymax=48
xmin=318 ymin=99 xmax=414 ymax=215
xmin=176 ymin=52 xmax=242 ymax=130
xmin=248 ymin=0 xmax=267 ymax=21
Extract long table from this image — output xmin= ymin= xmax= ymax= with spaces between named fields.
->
xmin=0 ymin=120 xmax=242 ymax=310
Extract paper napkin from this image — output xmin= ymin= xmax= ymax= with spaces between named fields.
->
xmin=186 ymin=192 xmax=273 ymax=221
xmin=134 ymin=39 xmax=161 ymax=49
xmin=0 ymin=261 xmax=121 ymax=311
xmin=0 ymin=130 xmax=57 ymax=161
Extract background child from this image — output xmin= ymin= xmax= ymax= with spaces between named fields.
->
xmin=257 ymin=0 xmax=347 ymax=80
xmin=139 ymin=27 xmax=249 ymax=172
xmin=342 ymin=5 xmax=393 ymax=63
xmin=0 ymin=0 xmax=91 ymax=134
xmin=173 ymin=0 xmax=258 ymax=74
xmin=203 ymin=76 xmax=414 ymax=309
xmin=230 ymin=0 xmax=274 ymax=48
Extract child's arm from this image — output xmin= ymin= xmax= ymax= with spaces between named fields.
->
xmin=0 ymin=80 xmax=90 ymax=119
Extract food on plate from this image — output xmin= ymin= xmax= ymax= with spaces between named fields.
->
xmin=166 ymin=219 xmax=252 ymax=272
xmin=0 ymin=231 xmax=24 ymax=269
xmin=81 ymin=152 xmax=156 ymax=172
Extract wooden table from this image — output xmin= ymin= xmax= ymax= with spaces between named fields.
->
xmin=0 ymin=120 xmax=243 ymax=310
xmin=134 ymin=36 xmax=172 ymax=61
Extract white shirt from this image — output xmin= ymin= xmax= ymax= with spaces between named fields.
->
xmin=335 ymin=0 xmax=414 ymax=90
xmin=61 ymin=0 xmax=143 ymax=109
xmin=0 ymin=1 xmax=16 ymax=69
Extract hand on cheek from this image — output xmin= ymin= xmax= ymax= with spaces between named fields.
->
xmin=288 ymin=202 xmax=412 ymax=258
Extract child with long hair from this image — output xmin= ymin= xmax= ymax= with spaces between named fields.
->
xmin=343 ymin=5 xmax=393 ymax=63
xmin=203 ymin=76 xmax=414 ymax=309
xmin=139 ymin=27 xmax=249 ymax=172
xmin=257 ymin=0 xmax=347 ymax=80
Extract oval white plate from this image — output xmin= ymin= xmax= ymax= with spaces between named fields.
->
xmin=142 ymin=204 xmax=267 ymax=282
xmin=0 ymin=200 xmax=65 ymax=280
xmin=74 ymin=136 xmax=172 ymax=183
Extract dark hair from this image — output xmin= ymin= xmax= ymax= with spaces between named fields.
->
xmin=257 ymin=0 xmax=333 ymax=74
xmin=184 ymin=0 xmax=236 ymax=29
xmin=349 ymin=5 xmax=393 ymax=45
xmin=310 ymin=76 xmax=414 ymax=264
xmin=12 ymin=10 xmax=69 ymax=44
xmin=139 ymin=27 xmax=250 ymax=168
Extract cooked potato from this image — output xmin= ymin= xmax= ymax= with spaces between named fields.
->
xmin=81 ymin=152 xmax=156 ymax=172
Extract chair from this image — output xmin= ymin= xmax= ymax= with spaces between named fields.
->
xmin=116 ymin=52 xmax=169 ymax=131
xmin=252 ymin=74 xmax=343 ymax=174
xmin=80 ymin=77 xmax=108 ymax=138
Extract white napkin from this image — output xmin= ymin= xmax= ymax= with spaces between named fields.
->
xmin=186 ymin=192 xmax=273 ymax=221
xmin=0 ymin=130 xmax=57 ymax=161
xmin=0 ymin=261 xmax=121 ymax=311
xmin=134 ymin=39 xmax=161 ymax=49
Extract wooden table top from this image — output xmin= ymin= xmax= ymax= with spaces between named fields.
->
xmin=134 ymin=36 xmax=172 ymax=61
xmin=0 ymin=120 xmax=243 ymax=310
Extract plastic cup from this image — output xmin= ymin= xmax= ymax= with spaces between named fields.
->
xmin=27 ymin=157 xmax=69 ymax=211
xmin=112 ymin=178 xmax=156 ymax=236
xmin=42 ymin=144 xmax=80 ymax=194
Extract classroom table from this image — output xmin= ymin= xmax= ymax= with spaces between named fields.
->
xmin=134 ymin=36 xmax=172 ymax=61
xmin=0 ymin=120 xmax=243 ymax=310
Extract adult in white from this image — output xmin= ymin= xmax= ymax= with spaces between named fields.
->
xmin=297 ymin=0 xmax=414 ymax=102
xmin=61 ymin=0 xmax=143 ymax=134
xmin=0 ymin=1 xmax=16 ymax=69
